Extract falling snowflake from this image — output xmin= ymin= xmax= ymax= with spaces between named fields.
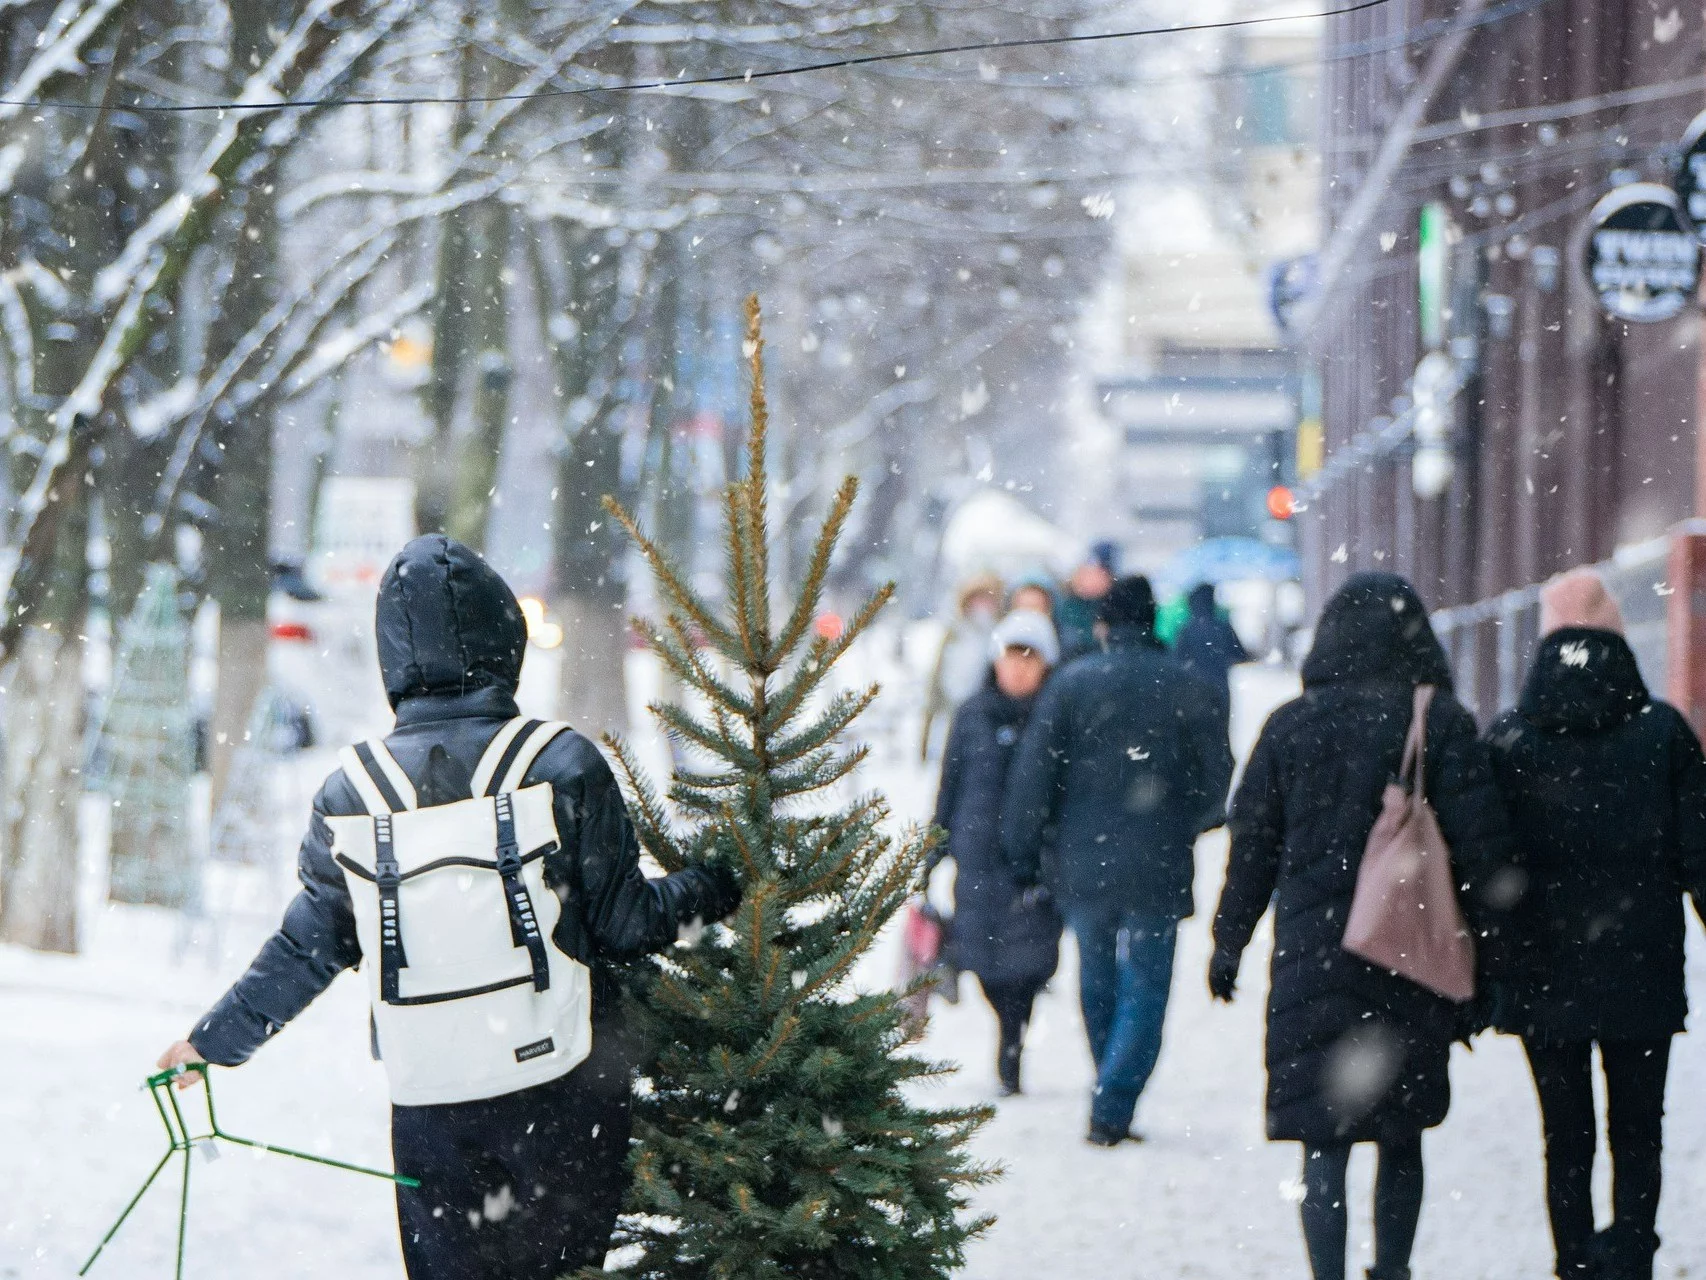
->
xmin=1081 ymin=192 xmax=1115 ymax=220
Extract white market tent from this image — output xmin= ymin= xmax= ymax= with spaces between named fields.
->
xmin=937 ymin=489 xmax=1082 ymax=586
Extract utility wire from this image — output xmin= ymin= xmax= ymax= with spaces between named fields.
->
xmin=1144 ymin=0 xmax=1554 ymax=90
xmin=0 ymin=0 xmax=1399 ymax=113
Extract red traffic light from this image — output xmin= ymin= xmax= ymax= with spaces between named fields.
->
xmin=1266 ymin=485 xmax=1296 ymax=520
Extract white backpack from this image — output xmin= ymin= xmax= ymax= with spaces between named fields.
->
xmin=324 ymin=718 xmax=593 ymax=1106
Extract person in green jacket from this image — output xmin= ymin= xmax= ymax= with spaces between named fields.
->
xmin=1053 ymin=541 xmax=1116 ymax=664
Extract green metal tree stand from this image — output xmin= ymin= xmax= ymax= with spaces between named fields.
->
xmin=81 ymin=1063 xmax=419 ymax=1279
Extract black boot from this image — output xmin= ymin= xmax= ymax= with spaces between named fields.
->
xmin=997 ymin=1042 xmax=1021 ymax=1097
xmin=1594 ymin=1224 xmax=1657 ymax=1280
xmin=1366 ymin=1267 xmax=1411 ymax=1280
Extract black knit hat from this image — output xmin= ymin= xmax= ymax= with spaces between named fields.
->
xmin=1097 ymin=574 xmax=1157 ymax=630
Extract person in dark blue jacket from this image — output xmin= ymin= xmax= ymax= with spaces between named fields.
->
xmin=156 ymin=536 xmax=738 ymax=1280
xmin=1172 ymin=581 xmax=1250 ymax=707
xmin=931 ymin=609 xmax=1064 ymax=1096
xmin=1000 ymin=575 xmax=1233 ymax=1145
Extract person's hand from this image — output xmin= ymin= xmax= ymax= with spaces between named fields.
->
xmin=1207 ymin=949 xmax=1239 ymax=1004
xmin=156 ymin=1040 xmax=206 ymax=1090
xmin=1019 ymin=884 xmax=1053 ymax=911
xmin=1453 ymin=990 xmax=1494 ymax=1047
xmin=701 ymin=861 xmax=743 ymax=922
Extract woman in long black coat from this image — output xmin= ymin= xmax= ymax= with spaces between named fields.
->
xmin=931 ymin=610 xmax=1064 ymax=1095
xmin=1209 ymin=573 xmax=1517 ymax=1280
xmin=1485 ymin=570 xmax=1706 ymax=1280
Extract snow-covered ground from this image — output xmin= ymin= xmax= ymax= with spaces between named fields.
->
xmin=4 ymin=651 xmax=1706 ymax=1278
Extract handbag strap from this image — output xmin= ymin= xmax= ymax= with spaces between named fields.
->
xmin=1399 ymin=684 xmax=1436 ymax=800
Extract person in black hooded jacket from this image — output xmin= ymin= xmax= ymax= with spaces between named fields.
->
xmin=1484 ymin=569 xmax=1706 ymax=1280
xmin=1172 ymin=581 xmax=1250 ymax=708
xmin=1210 ymin=572 xmax=1518 ymax=1280
xmin=156 ymin=536 xmax=739 ymax=1280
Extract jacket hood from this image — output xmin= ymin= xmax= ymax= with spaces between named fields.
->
xmin=1517 ymin=627 xmax=1649 ymax=733
xmin=375 ymin=535 xmax=527 ymax=709
xmin=1301 ymin=572 xmax=1452 ymax=690
xmin=1187 ymin=582 xmax=1218 ymax=617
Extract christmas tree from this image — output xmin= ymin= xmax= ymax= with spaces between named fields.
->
xmin=592 ymin=297 xmax=992 ymax=1280
xmin=96 ymin=563 xmax=196 ymax=909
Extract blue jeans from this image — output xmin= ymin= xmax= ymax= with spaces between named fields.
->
xmin=1068 ymin=910 xmax=1178 ymax=1135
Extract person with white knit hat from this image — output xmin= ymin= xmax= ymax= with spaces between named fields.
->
xmin=927 ymin=607 xmax=1064 ymax=1096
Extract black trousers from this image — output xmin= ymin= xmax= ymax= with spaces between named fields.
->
xmin=977 ymin=975 xmax=1045 ymax=1091
xmin=1299 ymin=1138 xmax=1424 ymax=1280
xmin=1523 ymin=1037 xmax=1671 ymax=1279
xmin=391 ymin=1052 xmax=632 ymax=1280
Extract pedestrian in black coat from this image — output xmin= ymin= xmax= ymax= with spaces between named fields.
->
xmin=1485 ymin=569 xmax=1706 ymax=1280
xmin=1002 ymin=575 xmax=1233 ymax=1144
xmin=157 ymin=535 xmax=739 ymax=1279
xmin=1172 ymin=581 xmax=1251 ymax=707
xmin=932 ymin=610 xmax=1065 ymax=1095
xmin=1210 ymin=571 xmax=1518 ymax=1280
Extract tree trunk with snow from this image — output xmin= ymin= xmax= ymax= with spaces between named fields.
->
xmin=445 ymin=202 xmax=514 ymax=551
xmin=208 ymin=616 xmax=269 ymax=815
xmin=551 ymin=588 xmax=630 ymax=739
xmin=0 ymin=627 xmax=86 ymax=953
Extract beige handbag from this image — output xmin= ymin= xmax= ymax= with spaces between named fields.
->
xmin=1342 ymin=684 xmax=1476 ymax=1003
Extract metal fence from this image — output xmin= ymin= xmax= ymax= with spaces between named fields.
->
xmin=1432 ymin=534 xmax=1672 ymax=725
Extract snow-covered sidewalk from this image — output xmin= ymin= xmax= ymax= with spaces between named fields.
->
xmin=913 ymin=845 xmax=1706 ymax=1280
xmin=5 ymin=661 xmax=1706 ymax=1278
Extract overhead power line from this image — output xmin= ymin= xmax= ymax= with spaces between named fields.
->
xmin=1 ymin=0 xmax=1398 ymax=114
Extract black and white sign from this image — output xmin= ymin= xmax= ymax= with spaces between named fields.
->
xmin=1675 ymin=109 xmax=1706 ymax=238
xmin=1585 ymin=184 xmax=1698 ymax=322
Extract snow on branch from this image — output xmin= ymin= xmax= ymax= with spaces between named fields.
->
xmin=605 ymin=6 xmax=898 ymax=45
xmin=282 ymin=281 xmax=434 ymax=398
xmin=0 ymin=0 xmax=127 ymax=136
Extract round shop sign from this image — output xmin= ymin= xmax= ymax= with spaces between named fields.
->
xmin=1585 ymin=183 xmax=1698 ymax=322
xmin=1675 ymin=108 xmax=1706 ymax=238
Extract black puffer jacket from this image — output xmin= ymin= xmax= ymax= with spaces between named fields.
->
xmin=932 ymin=678 xmax=1063 ymax=987
xmin=1001 ymin=624 xmax=1233 ymax=921
xmin=1212 ymin=573 xmax=1517 ymax=1145
xmin=189 ymin=536 xmax=736 ymax=1066
xmin=1486 ymin=627 xmax=1706 ymax=1043
xmin=1172 ymin=583 xmax=1250 ymax=700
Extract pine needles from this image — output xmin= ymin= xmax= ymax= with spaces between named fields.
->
xmin=589 ymin=296 xmax=993 ymax=1280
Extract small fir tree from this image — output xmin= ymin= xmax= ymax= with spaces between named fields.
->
xmin=590 ymin=297 xmax=993 ymax=1280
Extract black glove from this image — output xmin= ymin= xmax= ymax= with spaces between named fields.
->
xmin=692 ymin=860 xmax=743 ymax=923
xmin=1207 ymin=947 xmax=1240 ymax=1003
xmin=1018 ymin=884 xmax=1053 ymax=912
xmin=1454 ymin=989 xmax=1494 ymax=1047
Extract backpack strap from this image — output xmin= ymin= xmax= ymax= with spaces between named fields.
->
xmin=485 ymin=720 xmax=571 ymax=992
xmin=481 ymin=719 xmax=572 ymax=797
xmin=339 ymin=743 xmax=395 ymax=814
xmin=1400 ymin=685 xmax=1435 ymax=800
xmin=336 ymin=741 xmax=415 ymax=1002
xmin=494 ymin=792 xmax=550 ymax=992
xmin=373 ymin=811 xmax=407 ymax=1003
xmin=470 ymin=717 xmax=532 ymax=799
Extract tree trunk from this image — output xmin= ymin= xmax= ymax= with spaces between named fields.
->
xmin=445 ymin=204 xmax=513 ymax=551
xmin=552 ymin=588 xmax=630 ymax=739
xmin=208 ymin=615 xmax=269 ymax=813
xmin=0 ymin=627 xmax=86 ymax=952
